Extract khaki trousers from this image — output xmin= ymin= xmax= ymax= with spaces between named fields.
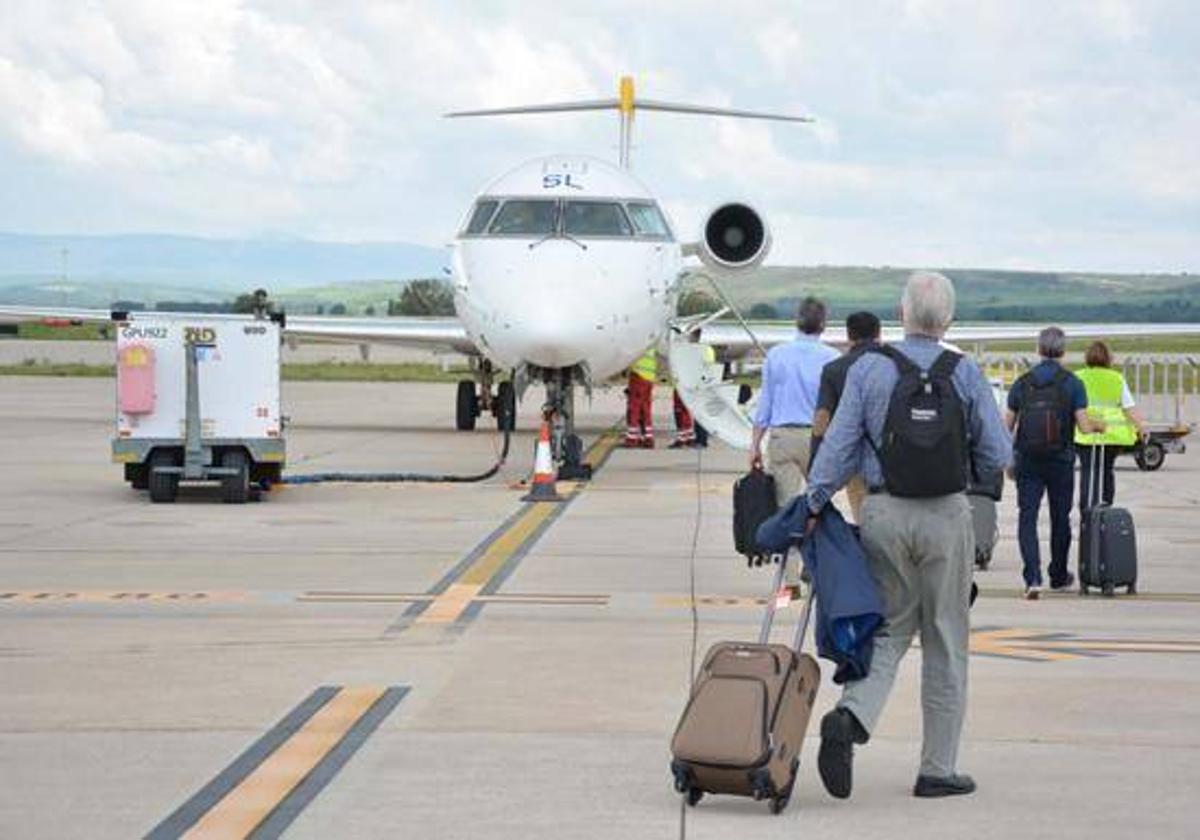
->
xmin=767 ymin=427 xmax=812 ymax=585
xmin=839 ymin=492 xmax=975 ymax=778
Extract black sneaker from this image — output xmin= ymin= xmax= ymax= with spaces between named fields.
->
xmin=913 ymin=773 xmax=977 ymax=798
xmin=818 ymin=708 xmax=866 ymax=799
xmin=1050 ymin=573 xmax=1076 ymax=592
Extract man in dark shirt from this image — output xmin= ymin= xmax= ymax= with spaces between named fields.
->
xmin=810 ymin=311 xmax=881 ymax=522
xmin=1004 ymin=326 xmax=1101 ymax=598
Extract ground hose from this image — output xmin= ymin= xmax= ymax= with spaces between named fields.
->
xmin=279 ymin=428 xmax=512 ymax=485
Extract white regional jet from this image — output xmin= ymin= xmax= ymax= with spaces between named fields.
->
xmin=4 ymin=76 xmax=1199 ymax=478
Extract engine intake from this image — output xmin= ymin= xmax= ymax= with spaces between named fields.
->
xmin=700 ymin=203 xmax=770 ymax=270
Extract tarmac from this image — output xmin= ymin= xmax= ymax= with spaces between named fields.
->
xmin=1 ymin=376 xmax=1198 ymax=839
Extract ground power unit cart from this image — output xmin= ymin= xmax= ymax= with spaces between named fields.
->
xmin=111 ymin=312 xmax=286 ymax=503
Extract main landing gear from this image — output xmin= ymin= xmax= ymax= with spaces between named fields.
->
xmin=456 ymin=359 xmax=516 ymax=432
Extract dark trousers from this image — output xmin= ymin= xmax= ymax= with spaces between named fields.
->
xmin=1077 ymin=445 xmax=1117 ymax=512
xmin=1016 ymin=455 xmax=1075 ymax=587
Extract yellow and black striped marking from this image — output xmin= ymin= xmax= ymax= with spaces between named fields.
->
xmin=385 ymin=431 xmax=621 ymax=634
xmin=146 ymin=685 xmax=407 ymax=839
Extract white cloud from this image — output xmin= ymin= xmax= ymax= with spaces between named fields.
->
xmin=0 ymin=0 xmax=1195 ymax=271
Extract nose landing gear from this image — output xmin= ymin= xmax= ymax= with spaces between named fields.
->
xmin=544 ymin=368 xmax=592 ymax=481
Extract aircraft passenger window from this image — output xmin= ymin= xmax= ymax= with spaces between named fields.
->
xmin=488 ymin=200 xmax=558 ymax=235
xmin=465 ymin=200 xmax=499 ymax=234
xmin=626 ymin=203 xmax=671 ymax=238
xmin=562 ymin=202 xmax=633 ymax=237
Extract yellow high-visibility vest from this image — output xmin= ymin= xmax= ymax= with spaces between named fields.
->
xmin=1075 ymin=366 xmax=1137 ymax=446
xmin=631 ymin=348 xmax=658 ymax=382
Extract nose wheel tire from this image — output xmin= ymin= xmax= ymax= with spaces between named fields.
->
xmin=456 ymin=380 xmax=478 ymax=431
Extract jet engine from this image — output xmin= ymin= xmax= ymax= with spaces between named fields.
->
xmin=698 ymin=202 xmax=771 ymax=271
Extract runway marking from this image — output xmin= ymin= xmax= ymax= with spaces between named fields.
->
xmin=0 ymin=590 xmax=247 ymax=603
xmin=147 ymin=685 xmax=407 ymax=840
xmin=969 ymin=627 xmax=1200 ymax=661
xmin=386 ymin=430 xmax=621 ymax=633
xmin=300 ymin=591 xmax=608 ymax=606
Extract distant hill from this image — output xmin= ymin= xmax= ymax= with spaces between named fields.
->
xmin=0 ymin=231 xmax=1196 ymax=321
xmin=0 ymin=231 xmax=447 ymax=308
xmin=717 ymin=266 xmax=1200 ymax=323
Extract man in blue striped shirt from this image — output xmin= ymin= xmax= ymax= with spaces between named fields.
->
xmin=804 ymin=271 xmax=1011 ymax=802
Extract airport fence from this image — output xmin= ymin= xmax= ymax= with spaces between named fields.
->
xmin=975 ymin=352 xmax=1199 ymax=427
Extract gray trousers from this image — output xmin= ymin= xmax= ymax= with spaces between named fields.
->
xmin=839 ymin=492 xmax=974 ymax=777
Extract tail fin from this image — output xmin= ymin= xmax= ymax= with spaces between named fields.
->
xmin=445 ymin=75 xmax=812 ymax=168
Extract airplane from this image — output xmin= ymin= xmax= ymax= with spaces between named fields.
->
xmin=4 ymin=75 xmax=1200 ymax=477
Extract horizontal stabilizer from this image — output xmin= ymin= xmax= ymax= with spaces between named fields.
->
xmin=635 ymin=99 xmax=813 ymax=122
xmin=446 ymin=99 xmax=620 ymax=118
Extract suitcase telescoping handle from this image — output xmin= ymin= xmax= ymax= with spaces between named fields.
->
xmin=757 ymin=546 xmax=816 ymax=653
xmin=1087 ymin=442 xmax=1106 ymax=511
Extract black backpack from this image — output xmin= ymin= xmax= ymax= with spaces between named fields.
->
xmin=733 ymin=468 xmax=778 ymax=566
xmin=870 ymin=345 xmax=969 ymax=498
xmin=1014 ymin=368 xmax=1069 ymax=455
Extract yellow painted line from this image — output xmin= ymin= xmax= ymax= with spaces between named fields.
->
xmin=968 ymin=628 xmax=1077 ymax=662
xmin=411 ymin=431 xmax=619 ymax=626
xmin=183 ymin=685 xmax=384 ymax=840
xmin=416 ymin=582 xmax=483 ymax=624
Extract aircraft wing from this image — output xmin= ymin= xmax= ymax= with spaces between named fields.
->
xmin=699 ymin=321 xmax=1200 ymax=357
xmin=0 ymin=306 xmax=478 ymax=355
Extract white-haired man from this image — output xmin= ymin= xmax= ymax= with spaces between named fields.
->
xmin=804 ymin=271 xmax=1010 ymax=800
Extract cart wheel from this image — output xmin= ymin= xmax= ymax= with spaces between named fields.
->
xmin=1135 ymin=440 xmax=1165 ymax=471
xmin=686 ymin=788 xmax=703 ymax=807
xmin=494 ymin=380 xmax=516 ymax=432
xmin=221 ymin=450 xmax=250 ymax=504
xmin=455 ymin=380 xmax=478 ymax=431
xmin=147 ymin=450 xmax=179 ymax=504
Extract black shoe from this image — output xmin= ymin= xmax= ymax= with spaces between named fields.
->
xmin=913 ymin=773 xmax=977 ymax=798
xmin=818 ymin=708 xmax=866 ymax=799
xmin=1050 ymin=572 xmax=1076 ymax=592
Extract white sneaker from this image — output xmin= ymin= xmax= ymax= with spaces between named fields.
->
xmin=1023 ymin=585 xmax=1042 ymax=600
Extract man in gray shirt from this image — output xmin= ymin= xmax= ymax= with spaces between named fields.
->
xmin=804 ymin=271 xmax=1010 ymax=800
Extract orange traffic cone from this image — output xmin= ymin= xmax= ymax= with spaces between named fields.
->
xmin=522 ymin=417 xmax=565 ymax=502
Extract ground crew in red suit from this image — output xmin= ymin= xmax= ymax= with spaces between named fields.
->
xmin=624 ymin=347 xmax=657 ymax=448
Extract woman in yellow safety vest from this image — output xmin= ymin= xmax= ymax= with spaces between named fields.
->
xmin=1074 ymin=341 xmax=1149 ymax=512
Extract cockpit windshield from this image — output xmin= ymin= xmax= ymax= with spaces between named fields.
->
xmin=626 ymin=203 xmax=671 ymax=238
xmin=462 ymin=197 xmax=673 ymax=241
xmin=465 ymin=200 xmax=498 ymax=234
xmin=487 ymin=200 xmax=558 ymax=235
xmin=562 ymin=202 xmax=632 ymax=237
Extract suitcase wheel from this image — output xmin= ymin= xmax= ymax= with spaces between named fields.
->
xmin=1102 ymin=583 xmax=1115 ymax=597
xmin=1128 ymin=583 xmax=1137 ymax=595
xmin=686 ymin=788 xmax=704 ymax=807
xmin=1079 ymin=585 xmax=1088 ymax=596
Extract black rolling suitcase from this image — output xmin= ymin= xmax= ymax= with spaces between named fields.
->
xmin=733 ymin=468 xmax=778 ymax=566
xmin=1079 ymin=444 xmax=1137 ymax=596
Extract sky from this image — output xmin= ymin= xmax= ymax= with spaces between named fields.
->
xmin=0 ymin=0 xmax=1197 ymax=273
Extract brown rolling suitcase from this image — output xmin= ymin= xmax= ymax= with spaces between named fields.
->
xmin=669 ymin=555 xmax=820 ymax=814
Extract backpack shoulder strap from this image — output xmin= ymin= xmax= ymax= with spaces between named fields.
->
xmin=928 ymin=349 xmax=962 ymax=381
xmin=870 ymin=343 xmax=918 ymax=376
